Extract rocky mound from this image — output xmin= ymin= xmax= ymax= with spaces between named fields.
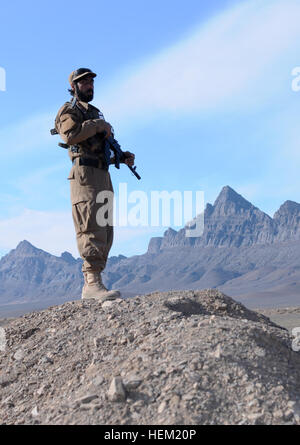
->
xmin=0 ymin=289 xmax=300 ymax=425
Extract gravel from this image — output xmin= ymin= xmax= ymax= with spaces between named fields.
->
xmin=0 ymin=289 xmax=300 ymax=425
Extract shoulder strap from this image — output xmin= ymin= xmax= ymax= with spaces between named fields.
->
xmin=71 ymin=97 xmax=77 ymax=108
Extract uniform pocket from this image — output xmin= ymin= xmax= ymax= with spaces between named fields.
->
xmin=76 ymin=164 xmax=96 ymax=186
xmin=72 ymin=201 xmax=88 ymax=232
xmin=72 ymin=200 xmax=99 ymax=233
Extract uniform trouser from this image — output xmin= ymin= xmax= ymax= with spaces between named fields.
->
xmin=68 ymin=160 xmax=114 ymax=273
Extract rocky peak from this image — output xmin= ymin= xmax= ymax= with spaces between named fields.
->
xmin=147 ymin=237 xmax=163 ymax=254
xmin=205 ymin=203 xmax=214 ymax=217
xmin=61 ymin=252 xmax=76 ymax=264
xmin=107 ymin=255 xmax=127 ymax=266
xmin=272 ymin=200 xmax=300 ymax=242
xmin=16 ymin=240 xmax=35 ymax=250
xmin=212 ymin=186 xmax=253 ymax=216
xmin=274 ymin=201 xmax=300 ymax=220
xmin=14 ymin=240 xmax=42 ymax=256
xmin=0 ymin=242 xmax=83 ymax=304
xmin=155 ymin=186 xmax=275 ymax=249
xmin=163 ymin=228 xmax=177 ymax=238
xmin=160 ymin=228 xmax=180 ymax=249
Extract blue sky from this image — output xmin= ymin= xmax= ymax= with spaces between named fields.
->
xmin=1 ymin=0 xmax=300 ymax=259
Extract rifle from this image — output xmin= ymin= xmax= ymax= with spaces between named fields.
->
xmin=50 ymin=128 xmax=141 ymax=180
xmin=103 ymin=135 xmax=141 ymax=180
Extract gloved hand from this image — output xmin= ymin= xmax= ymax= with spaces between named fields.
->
xmin=123 ymin=151 xmax=135 ymax=166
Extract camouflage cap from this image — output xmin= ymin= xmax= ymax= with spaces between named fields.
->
xmin=68 ymin=68 xmax=97 ymax=85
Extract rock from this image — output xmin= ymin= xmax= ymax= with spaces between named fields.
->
xmin=123 ymin=377 xmax=142 ymax=391
xmin=93 ymin=338 xmax=104 ymax=348
xmin=31 ymin=406 xmax=39 ymax=417
xmin=40 ymin=355 xmax=54 ymax=365
xmin=36 ymin=384 xmax=50 ymax=397
xmin=107 ymin=377 xmax=127 ymax=403
xmin=292 ymin=338 xmax=300 ymax=352
xmin=0 ymin=372 xmax=16 ymax=388
xmin=284 ymin=409 xmax=294 ymax=421
xmin=158 ymin=401 xmax=166 ymax=413
xmin=291 ymin=327 xmax=300 ymax=352
xmin=212 ymin=344 xmax=222 ymax=359
xmin=247 ymin=412 xmax=264 ymax=424
xmin=273 ymin=409 xmax=284 ymax=419
xmin=291 ymin=327 xmax=300 ymax=337
xmin=0 ymin=328 xmax=6 ymax=352
xmin=13 ymin=348 xmax=25 ymax=361
xmin=91 ymin=375 xmax=104 ymax=387
xmin=102 ymin=299 xmax=123 ymax=309
xmin=254 ymin=347 xmax=266 ymax=357
xmin=75 ymin=394 xmax=99 ymax=405
xmin=169 ymin=394 xmax=181 ymax=408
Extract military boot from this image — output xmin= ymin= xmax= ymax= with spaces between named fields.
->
xmin=81 ymin=271 xmax=121 ymax=302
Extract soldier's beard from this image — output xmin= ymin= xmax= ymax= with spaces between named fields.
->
xmin=75 ymin=85 xmax=94 ymax=103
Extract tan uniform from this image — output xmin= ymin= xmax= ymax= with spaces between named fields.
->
xmin=55 ymin=100 xmax=114 ymax=273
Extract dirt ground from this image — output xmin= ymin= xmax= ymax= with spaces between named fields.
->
xmin=255 ymin=307 xmax=300 ymax=332
xmin=0 ymin=318 xmax=14 ymax=327
xmin=1 ymin=306 xmax=300 ymax=332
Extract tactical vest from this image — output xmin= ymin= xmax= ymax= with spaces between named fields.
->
xmin=52 ymin=98 xmax=108 ymax=164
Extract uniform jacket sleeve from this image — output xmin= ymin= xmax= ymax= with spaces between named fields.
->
xmin=55 ymin=105 xmax=108 ymax=146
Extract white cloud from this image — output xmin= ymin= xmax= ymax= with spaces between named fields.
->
xmin=99 ymin=0 xmax=300 ymax=119
xmin=0 ymin=209 xmax=77 ymax=257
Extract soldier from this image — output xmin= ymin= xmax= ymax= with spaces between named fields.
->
xmin=54 ymin=68 xmax=135 ymax=302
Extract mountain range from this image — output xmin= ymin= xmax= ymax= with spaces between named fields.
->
xmin=1 ymin=185 xmax=300 ymax=313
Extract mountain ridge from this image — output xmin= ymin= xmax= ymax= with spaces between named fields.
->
xmin=1 ymin=186 xmax=300 ymax=309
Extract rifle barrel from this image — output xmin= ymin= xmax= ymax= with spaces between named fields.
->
xmin=128 ymin=165 xmax=141 ymax=180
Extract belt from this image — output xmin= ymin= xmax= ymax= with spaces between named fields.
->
xmin=73 ymin=157 xmax=104 ymax=169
